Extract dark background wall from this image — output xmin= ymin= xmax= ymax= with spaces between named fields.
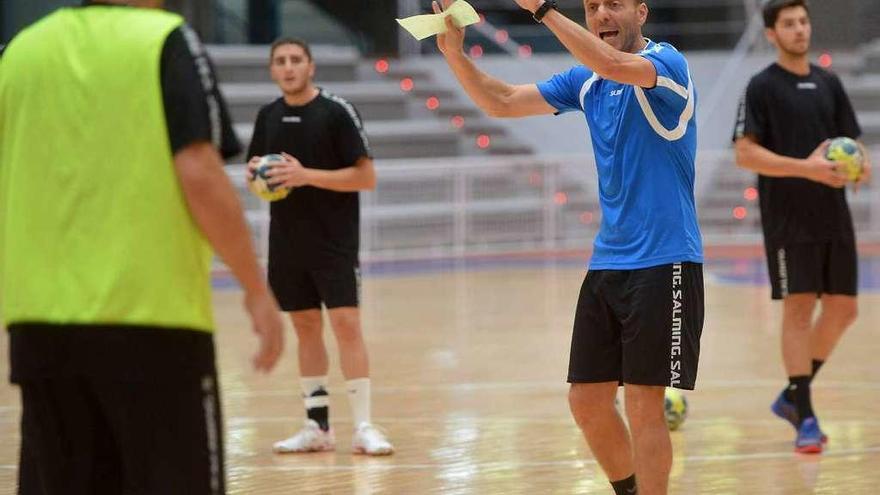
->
xmin=1 ymin=0 xmax=217 ymax=44
xmin=809 ymin=0 xmax=880 ymax=49
xmin=3 ymin=0 xmax=880 ymax=51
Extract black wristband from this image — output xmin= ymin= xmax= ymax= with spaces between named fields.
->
xmin=533 ymin=0 xmax=558 ymax=23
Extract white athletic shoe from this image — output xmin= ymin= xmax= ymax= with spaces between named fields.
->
xmin=273 ymin=419 xmax=335 ymax=453
xmin=352 ymin=422 xmax=394 ymax=456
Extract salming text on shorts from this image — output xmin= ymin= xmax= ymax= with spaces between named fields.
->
xmin=568 ymin=262 xmax=704 ymax=390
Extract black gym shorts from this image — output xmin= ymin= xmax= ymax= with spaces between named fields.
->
xmin=568 ymin=262 xmax=704 ymax=390
xmin=765 ymin=239 xmax=858 ymax=300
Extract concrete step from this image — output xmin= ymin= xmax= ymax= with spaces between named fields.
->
xmin=842 ymin=75 xmax=880 ymax=110
xmin=713 ymin=171 xmax=756 ymax=189
xmin=279 ymin=1 xmax=353 ymax=47
xmin=857 ymin=111 xmax=880 ymax=145
xmin=485 ymin=136 xmax=533 ymax=155
xmin=434 ymin=102 xmax=484 ymax=119
xmin=701 ymin=193 xmax=759 ymax=208
xmin=407 ymin=83 xmax=458 ymax=99
xmin=232 ymin=120 xmax=464 ymax=160
xmin=460 ymin=119 xmax=508 ymax=136
xmin=221 ymin=82 xmax=412 ymax=123
xmin=383 ymin=67 xmax=434 ymax=82
xmin=207 ymin=44 xmax=359 ymax=84
xmin=859 ymin=39 xmax=880 ymax=73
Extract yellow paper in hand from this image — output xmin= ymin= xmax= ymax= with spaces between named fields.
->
xmin=396 ymin=1 xmax=480 ymax=41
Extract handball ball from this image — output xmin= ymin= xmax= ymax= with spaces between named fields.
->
xmin=248 ymin=154 xmax=289 ymax=202
xmin=664 ymin=388 xmax=688 ymax=431
xmin=826 ymin=137 xmax=864 ymax=182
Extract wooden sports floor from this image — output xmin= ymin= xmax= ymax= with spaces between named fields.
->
xmin=1 ymin=256 xmax=879 ymax=494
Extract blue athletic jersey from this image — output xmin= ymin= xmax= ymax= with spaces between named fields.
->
xmin=537 ymin=40 xmax=703 ymax=270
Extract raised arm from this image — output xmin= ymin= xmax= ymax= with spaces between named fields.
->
xmin=516 ymin=0 xmax=657 ymax=88
xmin=434 ymin=1 xmax=555 ymax=118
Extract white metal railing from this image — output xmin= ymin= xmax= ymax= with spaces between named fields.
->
xmin=227 ymin=151 xmax=879 ymax=265
xmin=229 ymin=155 xmax=599 ymax=263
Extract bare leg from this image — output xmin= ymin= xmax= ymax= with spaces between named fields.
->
xmin=782 ymin=294 xmax=817 ymax=377
xmin=810 ymin=295 xmax=857 ymax=361
xmin=568 ymin=382 xmax=634 ymax=482
xmin=327 ymin=307 xmax=369 ymax=379
xmin=624 ymin=385 xmax=670 ymax=495
xmin=289 ymin=310 xmax=328 ymax=377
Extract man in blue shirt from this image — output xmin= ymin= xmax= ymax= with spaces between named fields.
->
xmin=433 ymin=1 xmax=703 ymax=493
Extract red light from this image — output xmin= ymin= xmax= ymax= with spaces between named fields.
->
xmin=554 ymin=192 xmax=568 ymax=205
xmin=528 ymin=171 xmax=542 ymax=186
xmin=744 ymin=187 xmax=758 ymax=201
xmin=450 ymin=115 xmax=465 ymax=128
xmin=580 ymin=212 xmax=594 ymax=224
xmin=400 ymin=77 xmax=414 ymax=92
xmin=818 ymin=53 xmax=833 ymax=68
xmin=518 ymin=45 xmax=533 ymax=58
xmin=374 ymin=59 xmax=389 ymax=74
xmin=733 ymin=206 xmax=747 ymax=220
xmin=469 ymin=45 xmax=484 ymax=58
xmin=426 ymin=96 xmax=440 ymax=110
xmin=476 ymin=134 xmax=491 ymax=149
xmin=495 ymin=30 xmax=509 ymax=44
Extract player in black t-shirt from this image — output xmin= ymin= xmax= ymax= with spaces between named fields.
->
xmin=247 ymin=38 xmax=393 ymax=456
xmin=733 ymin=0 xmax=872 ymax=454
xmin=2 ymin=2 xmax=285 ymax=493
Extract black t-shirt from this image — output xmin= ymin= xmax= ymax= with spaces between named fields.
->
xmin=160 ymin=25 xmax=240 ymax=158
xmin=733 ymin=63 xmax=861 ymax=245
xmin=247 ymin=90 xmax=371 ymax=268
xmin=48 ymin=1 xmax=241 ymax=157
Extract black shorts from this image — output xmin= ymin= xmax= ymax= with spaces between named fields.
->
xmin=766 ymin=240 xmax=858 ymax=300
xmin=9 ymin=325 xmax=225 ymax=495
xmin=568 ymin=262 xmax=704 ymax=390
xmin=268 ymin=262 xmax=361 ymax=311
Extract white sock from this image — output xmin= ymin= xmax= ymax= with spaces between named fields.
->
xmin=346 ymin=378 xmax=371 ymax=427
xmin=300 ymin=375 xmax=328 ymax=397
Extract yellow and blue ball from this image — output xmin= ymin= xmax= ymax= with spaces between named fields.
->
xmin=248 ymin=154 xmax=290 ymax=202
xmin=826 ymin=136 xmax=864 ymax=182
xmin=664 ymin=388 xmax=688 ymax=431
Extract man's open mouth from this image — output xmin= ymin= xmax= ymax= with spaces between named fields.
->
xmin=599 ymin=30 xmax=619 ymax=41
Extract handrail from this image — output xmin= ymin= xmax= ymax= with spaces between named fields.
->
xmin=694 ymin=0 xmax=764 ymax=200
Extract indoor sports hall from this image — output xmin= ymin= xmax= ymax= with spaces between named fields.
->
xmin=2 ymin=1 xmax=879 ymax=493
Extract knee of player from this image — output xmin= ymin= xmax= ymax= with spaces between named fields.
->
xmin=783 ymin=299 xmax=817 ymax=329
xmin=568 ymin=386 xmax=614 ymax=421
xmin=622 ymin=388 xmax=666 ymax=425
xmin=291 ymin=312 xmax=324 ymax=337
xmin=623 ymin=402 xmax=666 ymax=430
xmin=329 ymin=315 xmax=363 ymax=343
xmin=828 ymin=299 xmax=858 ymax=326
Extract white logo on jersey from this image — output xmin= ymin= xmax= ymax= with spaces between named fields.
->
xmin=797 ymin=82 xmax=817 ymax=90
xmin=609 ymin=88 xmax=624 ymax=97
xmin=282 ymin=116 xmax=302 ymax=123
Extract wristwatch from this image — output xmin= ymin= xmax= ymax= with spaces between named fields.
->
xmin=533 ymin=0 xmax=558 ymax=23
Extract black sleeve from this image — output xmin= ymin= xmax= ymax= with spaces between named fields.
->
xmin=831 ymin=74 xmax=862 ymax=140
xmin=732 ymin=78 xmax=767 ymax=143
xmin=333 ymin=102 xmax=372 ymax=166
xmin=246 ymin=107 xmax=267 ymax=159
xmin=160 ymin=25 xmax=242 ymax=159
